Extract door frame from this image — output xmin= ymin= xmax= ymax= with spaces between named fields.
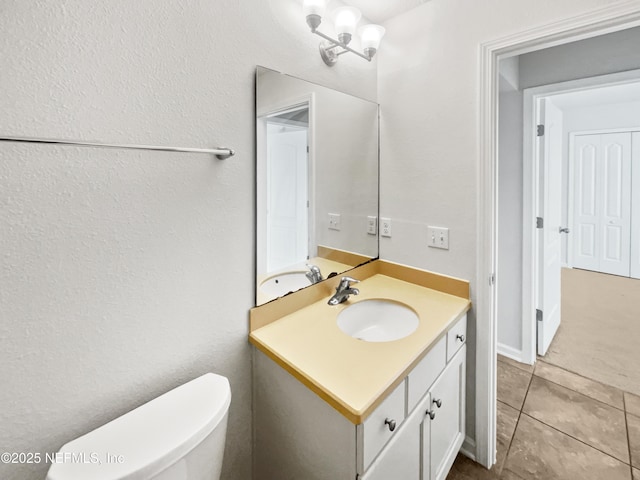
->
xmin=477 ymin=2 xmax=640 ymax=468
xmin=520 ymin=71 xmax=640 ymax=365
xmin=256 ymin=93 xmax=316 ymax=278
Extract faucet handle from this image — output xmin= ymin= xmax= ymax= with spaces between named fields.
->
xmin=339 ymin=276 xmax=360 ymax=288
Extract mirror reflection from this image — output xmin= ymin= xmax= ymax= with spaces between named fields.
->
xmin=256 ymin=66 xmax=379 ymax=305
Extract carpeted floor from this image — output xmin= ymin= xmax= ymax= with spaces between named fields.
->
xmin=543 ymin=267 xmax=640 ymax=396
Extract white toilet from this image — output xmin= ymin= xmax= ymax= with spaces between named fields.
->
xmin=46 ymin=373 xmax=231 ymax=480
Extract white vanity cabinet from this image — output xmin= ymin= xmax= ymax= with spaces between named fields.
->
xmin=253 ymin=314 xmax=467 ymax=480
xmin=360 ymin=393 xmax=427 ymax=480
xmin=426 ymin=344 xmax=466 ymax=480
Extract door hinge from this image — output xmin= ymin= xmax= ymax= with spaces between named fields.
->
xmin=489 ymin=273 xmax=496 ymax=286
xmin=537 ymin=124 xmax=545 ymax=136
xmin=536 ymin=309 xmax=543 ymax=322
xmin=306 ymin=145 xmax=310 ymax=153
xmin=536 ymin=217 xmax=544 ymax=229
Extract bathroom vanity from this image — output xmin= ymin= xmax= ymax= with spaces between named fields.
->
xmin=250 ymin=260 xmax=470 ymax=480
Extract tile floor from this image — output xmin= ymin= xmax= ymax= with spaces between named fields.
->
xmin=447 ymin=356 xmax=640 ymax=479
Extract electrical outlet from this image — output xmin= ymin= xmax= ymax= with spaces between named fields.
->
xmin=328 ymin=213 xmax=341 ymax=231
xmin=427 ymin=226 xmax=449 ymax=249
xmin=381 ymin=217 xmax=392 ymax=237
xmin=367 ymin=216 xmax=377 ymax=235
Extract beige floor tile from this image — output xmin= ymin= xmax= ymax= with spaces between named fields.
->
xmin=534 ymin=360 xmax=624 ymax=409
xmin=498 ymin=354 xmax=534 ymax=373
xmin=502 ymin=414 xmax=630 ymax=480
xmin=633 ymin=467 xmax=640 ymax=480
xmin=447 ymin=401 xmax=519 ymax=479
xmin=500 ymin=470 xmax=526 ymax=480
xmin=497 ymin=361 xmax=532 ymax=410
xmin=627 ymin=392 xmax=640 ymax=417
xmin=523 ymin=376 xmax=629 ymax=463
xmin=629 ymin=413 xmax=640 ymax=468
xmin=446 ymin=453 xmax=497 ymax=480
xmin=495 ymin=401 xmax=519 ymax=475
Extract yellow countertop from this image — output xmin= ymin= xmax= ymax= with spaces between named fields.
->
xmin=250 ymin=266 xmax=471 ymax=424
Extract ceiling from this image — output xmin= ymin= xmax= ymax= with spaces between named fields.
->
xmin=345 ymin=0 xmax=430 ymax=24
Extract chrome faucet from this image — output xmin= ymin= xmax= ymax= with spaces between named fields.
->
xmin=306 ymin=264 xmax=324 ymax=284
xmin=328 ymin=276 xmax=360 ymax=305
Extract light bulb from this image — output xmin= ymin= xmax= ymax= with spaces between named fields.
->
xmin=332 ymin=6 xmax=361 ymax=45
xmin=358 ymin=24 xmax=385 ymax=58
xmin=303 ymin=0 xmax=327 ymax=30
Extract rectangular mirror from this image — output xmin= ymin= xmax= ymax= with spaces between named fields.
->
xmin=256 ymin=66 xmax=379 ymax=305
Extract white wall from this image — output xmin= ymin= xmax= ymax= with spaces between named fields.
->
xmin=378 ymin=0 xmax=627 ymax=444
xmin=0 ymin=1 xmax=377 ymax=479
xmin=497 ymin=77 xmax=524 ymax=354
xmin=520 ymin=26 xmax=640 ymax=89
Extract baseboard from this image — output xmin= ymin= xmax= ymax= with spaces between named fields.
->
xmin=460 ymin=435 xmax=477 ymax=461
xmin=497 ymin=342 xmax=524 ymax=363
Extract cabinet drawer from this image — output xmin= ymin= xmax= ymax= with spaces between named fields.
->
xmin=358 ymin=379 xmax=406 ymax=473
xmin=407 ymin=336 xmax=446 ymax=412
xmin=446 ymin=314 xmax=467 ymax=361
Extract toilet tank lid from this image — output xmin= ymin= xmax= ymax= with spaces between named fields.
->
xmin=46 ymin=373 xmax=231 ymax=480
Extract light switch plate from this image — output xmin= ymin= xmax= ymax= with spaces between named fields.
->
xmin=328 ymin=213 xmax=341 ymax=231
xmin=381 ymin=218 xmax=392 ymax=237
xmin=427 ymin=226 xmax=449 ymax=249
xmin=367 ymin=216 xmax=377 ymax=235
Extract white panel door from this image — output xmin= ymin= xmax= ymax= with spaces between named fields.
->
xmin=600 ymin=134 xmax=632 ymax=276
xmin=266 ymin=128 xmax=308 ymax=272
xmin=538 ymin=99 xmax=563 ymax=356
xmin=572 ymin=135 xmax=600 ymax=271
xmin=630 ymin=133 xmax=640 ymax=279
xmin=572 ymin=133 xmax=631 ymax=277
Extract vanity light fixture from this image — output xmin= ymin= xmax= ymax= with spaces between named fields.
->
xmin=303 ymin=0 xmax=385 ymax=66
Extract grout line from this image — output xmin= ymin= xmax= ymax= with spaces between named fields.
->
xmin=520 ymin=412 xmax=631 ymax=466
xmin=499 ymin=370 xmax=535 ymax=477
xmin=624 ymin=395 xmax=634 ymax=478
xmin=531 ymin=370 xmax=625 ymax=412
xmin=536 ymin=357 xmax=627 ymax=402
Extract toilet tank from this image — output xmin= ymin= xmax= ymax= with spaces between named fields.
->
xmin=46 ymin=373 xmax=231 ymax=480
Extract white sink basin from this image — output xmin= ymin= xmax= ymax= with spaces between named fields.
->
xmin=260 ymin=271 xmax=311 ymax=298
xmin=336 ymin=299 xmax=419 ymax=342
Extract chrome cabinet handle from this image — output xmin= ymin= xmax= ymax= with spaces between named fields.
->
xmin=426 ymin=409 xmax=436 ymax=420
xmin=384 ymin=418 xmax=396 ymax=432
xmin=433 ymin=398 xmax=442 ymax=408
xmin=559 ymin=227 xmax=570 ymax=233
xmin=456 ymin=334 xmax=465 ymax=342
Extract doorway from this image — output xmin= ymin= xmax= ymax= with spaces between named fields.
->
xmin=264 ymin=106 xmax=310 ymax=272
xmin=256 ymin=98 xmax=314 ymax=278
xmin=501 ymin=73 xmax=640 ymax=364
xmin=477 ymin=6 xmax=640 ymax=469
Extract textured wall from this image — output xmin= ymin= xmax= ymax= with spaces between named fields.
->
xmin=377 ymin=0 xmax=625 ymax=446
xmin=0 ymin=1 xmax=376 ymax=479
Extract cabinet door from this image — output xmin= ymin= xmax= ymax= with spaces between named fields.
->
xmin=428 ymin=345 xmax=466 ymax=480
xmin=360 ymin=394 xmax=429 ymax=480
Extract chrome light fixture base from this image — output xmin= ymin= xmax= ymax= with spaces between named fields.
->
xmin=319 ymin=40 xmax=338 ymax=66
